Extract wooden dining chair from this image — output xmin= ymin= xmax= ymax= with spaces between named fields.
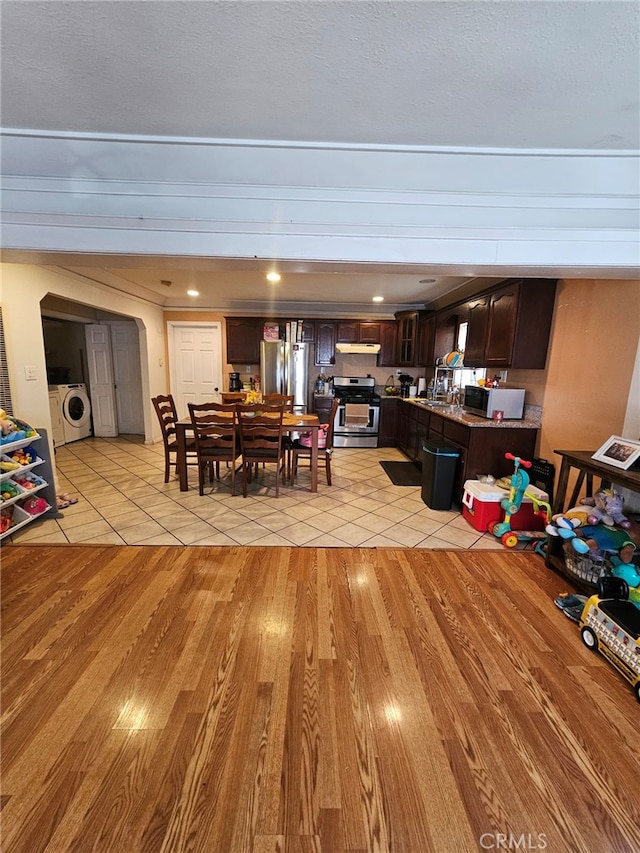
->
xmin=262 ymin=394 xmax=294 ymax=411
xmin=152 ymin=394 xmax=198 ymax=483
xmin=236 ymin=404 xmax=286 ymax=497
xmin=290 ymin=397 xmax=339 ymax=487
xmin=221 ymin=392 xmax=247 ymax=404
xmin=187 ymin=402 xmax=240 ymax=496
xmin=261 ymin=394 xmax=295 ymax=475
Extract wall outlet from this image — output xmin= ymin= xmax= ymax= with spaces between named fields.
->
xmin=396 ymin=369 xmax=402 ymax=375
xmin=499 ymin=370 xmax=508 ymax=382
xmin=24 ymin=365 xmax=37 ymax=381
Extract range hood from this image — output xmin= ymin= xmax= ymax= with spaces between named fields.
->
xmin=335 ymin=342 xmax=381 ymax=355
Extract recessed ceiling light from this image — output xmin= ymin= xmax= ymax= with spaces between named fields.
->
xmin=419 ymin=278 xmax=436 ymax=284
xmin=187 ymin=289 xmax=199 ymax=296
xmin=372 ymin=296 xmax=384 ymax=302
xmin=266 ymin=272 xmax=281 ymax=283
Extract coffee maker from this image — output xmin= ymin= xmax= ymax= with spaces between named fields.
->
xmin=229 ymin=372 xmax=242 ymax=392
xmin=398 ymin=374 xmax=414 ymax=398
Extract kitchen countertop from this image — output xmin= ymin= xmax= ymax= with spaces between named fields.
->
xmin=397 ymin=397 xmax=542 ymax=429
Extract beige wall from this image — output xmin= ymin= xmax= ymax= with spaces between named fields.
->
xmin=537 ymin=278 xmax=640 ymax=490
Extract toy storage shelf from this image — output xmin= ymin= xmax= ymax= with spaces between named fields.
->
xmin=545 ymin=449 xmax=640 ymax=593
xmin=0 ymin=428 xmax=55 ymax=541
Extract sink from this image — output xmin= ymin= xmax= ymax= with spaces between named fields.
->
xmin=416 ymin=400 xmax=449 ymax=408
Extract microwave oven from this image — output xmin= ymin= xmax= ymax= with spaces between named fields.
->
xmin=463 ymin=386 xmax=526 ymax=419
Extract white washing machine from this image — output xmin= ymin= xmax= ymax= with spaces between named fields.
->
xmin=51 ymin=384 xmax=93 ymax=443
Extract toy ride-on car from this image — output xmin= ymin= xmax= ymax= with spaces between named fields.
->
xmin=579 ymin=576 xmax=640 ymax=702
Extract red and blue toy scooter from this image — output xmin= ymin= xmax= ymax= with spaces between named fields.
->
xmin=490 ymin=453 xmax=552 ymax=550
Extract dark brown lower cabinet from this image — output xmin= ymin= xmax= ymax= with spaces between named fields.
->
xmin=314 ymin=395 xmax=334 ymax=421
xmin=378 ymin=398 xmax=398 ymax=447
xmin=397 ymin=402 xmax=538 ymax=504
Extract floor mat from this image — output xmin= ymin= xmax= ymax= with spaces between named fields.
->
xmin=379 ymin=460 xmax=422 ymax=486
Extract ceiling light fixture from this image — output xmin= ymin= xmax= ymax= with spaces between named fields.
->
xmin=187 ymin=289 xmax=199 ymax=296
xmin=372 ymin=296 xmax=384 ymax=302
xmin=266 ymin=272 xmax=281 ymax=283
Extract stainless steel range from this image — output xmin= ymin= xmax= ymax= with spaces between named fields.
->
xmin=332 ymin=376 xmax=380 ymax=448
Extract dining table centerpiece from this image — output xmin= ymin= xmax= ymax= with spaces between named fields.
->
xmin=243 ymin=390 xmax=262 ymax=406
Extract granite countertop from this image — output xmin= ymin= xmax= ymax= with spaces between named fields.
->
xmin=396 ymin=397 xmax=542 ymax=429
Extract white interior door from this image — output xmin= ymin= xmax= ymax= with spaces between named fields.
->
xmin=168 ymin=322 xmax=223 ymax=418
xmin=85 ymin=324 xmax=117 ymax=436
xmin=110 ymin=323 xmax=144 ymax=434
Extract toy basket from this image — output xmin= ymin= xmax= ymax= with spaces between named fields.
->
xmin=562 ymin=542 xmax=607 ymax=587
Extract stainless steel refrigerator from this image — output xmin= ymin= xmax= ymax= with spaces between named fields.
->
xmin=260 ymin=341 xmax=314 ymax=414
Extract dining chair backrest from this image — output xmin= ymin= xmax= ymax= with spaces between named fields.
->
xmin=152 ymin=393 xmax=179 ymax=443
xmin=262 ymin=394 xmax=295 ymax=412
xmin=236 ymin=404 xmax=286 ymax=496
xmin=188 ymin=401 xmax=237 ymax=440
xmin=290 ymin=397 xmax=340 ymax=487
xmin=221 ymin=392 xmax=247 ymax=404
xmin=152 ymin=393 xmax=198 ymax=483
xmin=323 ymin=398 xmax=340 ymax=449
xmin=187 ymin=402 xmax=239 ymax=495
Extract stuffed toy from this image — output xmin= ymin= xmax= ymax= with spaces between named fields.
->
xmin=0 ymin=409 xmax=16 ymax=438
xmin=580 ymin=488 xmax=631 ymax=529
xmin=547 ymin=514 xmax=636 ymax=562
xmin=564 ymin=524 xmax=636 ymax=561
xmin=546 ymin=505 xmax=591 ymax=533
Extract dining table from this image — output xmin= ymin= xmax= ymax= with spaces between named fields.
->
xmin=175 ymin=411 xmax=323 ymax=493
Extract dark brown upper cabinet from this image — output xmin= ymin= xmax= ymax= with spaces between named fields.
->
xmin=463 ymin=279 xmax=557 ymax=369
xmin=462 ymin=295 xmax=489 ymax=365
xmin=300 ymin=321 xmax=315 ymax=342
xmin=358 ymin=322 xmax=382 ymax=343
xmin=315 ymin=322 xmax=336 ymax=366
xmin=336 ymin=321 xmax=359 ymax=343
xmin=377 ymin=321 xmax=398 ymax=366
xmin=336 ymin=321 xmax=382 ymax=343
xmin=417 ymin=314 xmax=436 ymax=367
xmin=225 ymin=317 xmax=263 ymax=364
xmin=433 ymin=312 xmax=458 ymax=363
xmin=395 ymin=311 xmax=419 ymax=366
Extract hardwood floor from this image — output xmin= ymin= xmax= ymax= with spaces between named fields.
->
xmin=2 ymin=545 xmax=639 ymax=853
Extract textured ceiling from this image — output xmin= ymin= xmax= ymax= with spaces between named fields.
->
xmin=1 ymin=0 xmax=638 ymax=312
xmin=2 ymin=0 xmax=638 ymax=149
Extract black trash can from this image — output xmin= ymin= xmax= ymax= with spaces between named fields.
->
xmin=421 ymin=441 xmax=460 ymax=510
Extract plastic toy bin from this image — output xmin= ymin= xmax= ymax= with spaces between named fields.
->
xmin=462 ymin=480 xmax=549 ymax=532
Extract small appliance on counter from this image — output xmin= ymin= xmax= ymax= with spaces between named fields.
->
xmin=398 ymin=374 xmax=414 ymax=398
xmin=463 ymin=385 xmax=525 ymax=420
xmin=229 ymin=372 xmax=242 ymax=392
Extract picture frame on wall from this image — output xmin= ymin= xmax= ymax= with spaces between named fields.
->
xmin=591 ymin=435 xmax=640 ymax=470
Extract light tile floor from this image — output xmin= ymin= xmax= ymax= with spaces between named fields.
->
xmin=7 ymin=435 xmax=504 ymax=549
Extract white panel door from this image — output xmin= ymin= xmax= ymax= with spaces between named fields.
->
xmin=85 ymin=324 xmax=117 ymax=437
xmin=110 ymin=323 xmax=144 ymax=435
xmin=168 ymin=323 xmax=223 ymax=418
